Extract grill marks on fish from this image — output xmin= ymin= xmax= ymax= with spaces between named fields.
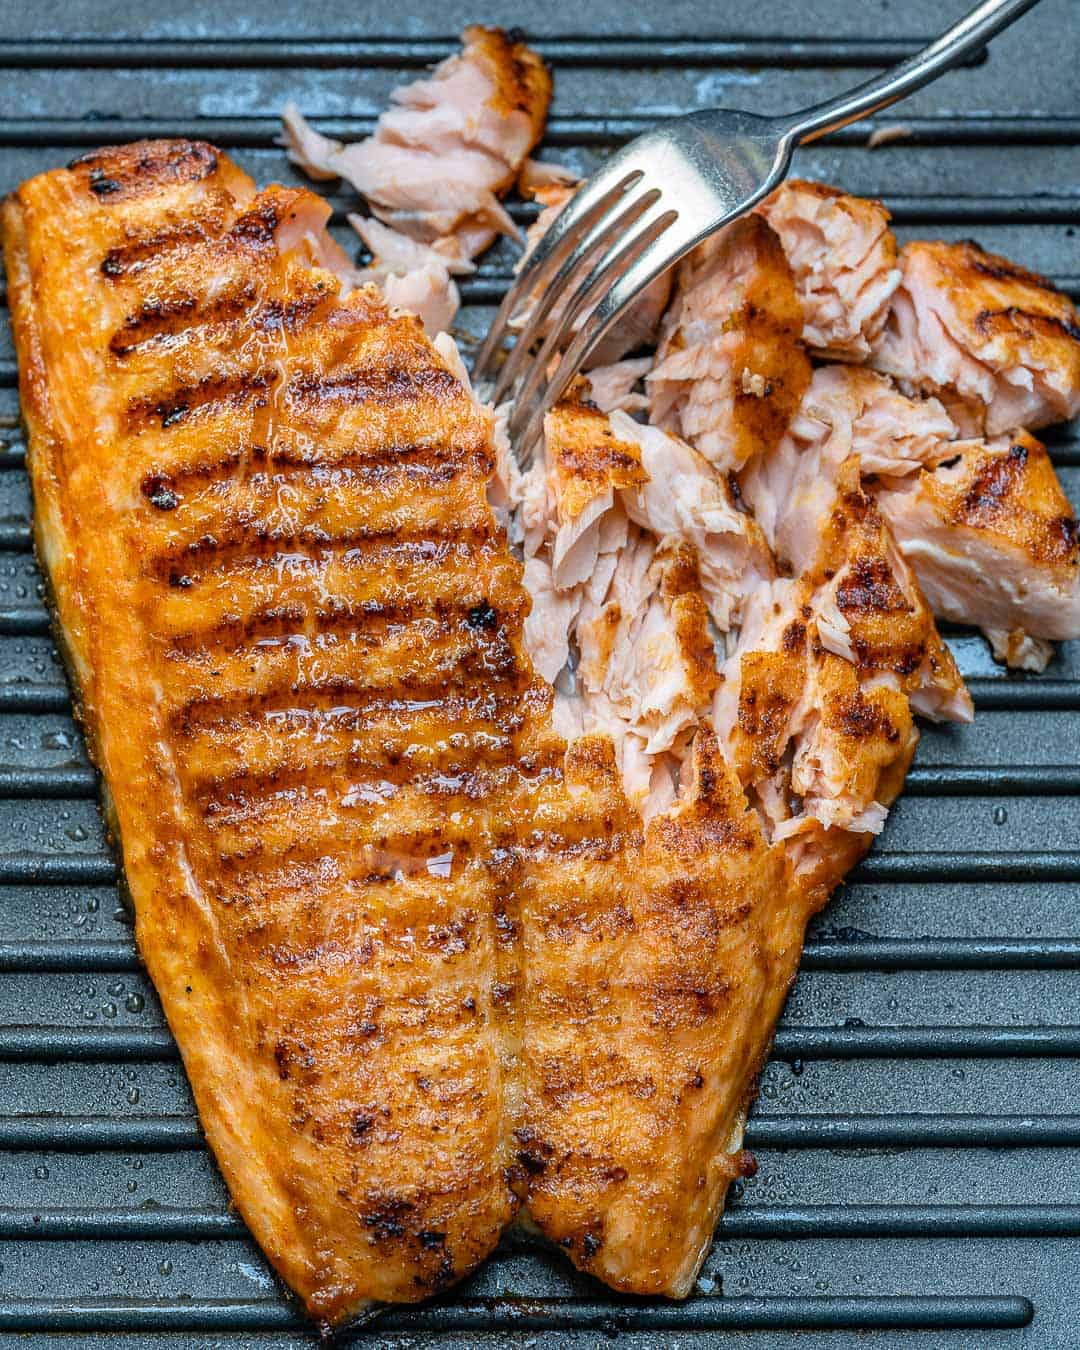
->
xmin=3 ymin=138 xmax=567 ymax=1323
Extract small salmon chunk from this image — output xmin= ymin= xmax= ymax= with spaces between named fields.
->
xmin=283 ymin=27 xmax=550 ymax=255
xmin=648 ymin=214 xmax=811 ymax=471
xmin=758 ymin=180 xmax=901 ymax=361
xmin=875 ymin=430 xmax=1080 ymax=670
xmin=871 ymin=240 xmax=1080 ymax=435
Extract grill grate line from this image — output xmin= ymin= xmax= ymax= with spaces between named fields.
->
xmin=5 ymin=934 xmax=1080 ymax=973
xmin=0 ymin=35 xmax=987 ymax=70
xmin=0 ymin=114 xmax=1076 ymax=148
xmin=0 ymin=1203 xmax=1076 ymax=1243
xmin=0 ymin=1293 xmax=1035 ymax=1334
xmin=4 ymin=1023 xmax=1080 ymax=1063
xmin=2 ymin=1111 xmax=1077 ymax=1152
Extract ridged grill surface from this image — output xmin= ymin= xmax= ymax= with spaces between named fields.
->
xmin=0 ymin=0 xmax=1078 ymax=1343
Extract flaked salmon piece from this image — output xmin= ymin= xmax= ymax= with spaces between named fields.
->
xmin=648 ymin=213 xmax=811 ymax=470
xmin=742 ymin=376 xmax=972 ymax=724
xmin=282 ymin=27 xmax=550 ymax=255
xmin=517 ymin=155 xmax=578 ymax=195
xmin=584 ymin=356 xmax=652 ymax=413
xmin=514 ymin=182 xmax=672 ymax=365
xmin=785 ymin=658 xmax=916 ymax=836
xmin=380 ymin=260 xmax=460 ymax=336
xmin=725 ymin=369 xmax=970 ymax=847
xmin=758 ymin=179 xmax=901 ymax=361
xmin=871 ymin=239 xmax=1080 ymax=435
xmin=522 ymin=552 xmax=583 ymax=683
xmin=608 ymin=411 xmax=773 ymax=632
xmin=580 ymin=539 xmax=719 ymax=755
xmin=542 ymin=385 xmax=647 ymax=589
xmin=4 ymin=139 xmax=568 ymax=1325
xmin=347 ymin=215 xmax=470 ymax=334
xmin=875 ymin=430 xmax=1080 ymax=669
xmin=572 ymin=535 xmax=719 ymax=815
xmin=711 ymin=575 xmax=810 ymax=790
xmin=781 ymin=365 xmax=957 ymax=478
xmin=348 ymin=213 xmax=475 ymax=279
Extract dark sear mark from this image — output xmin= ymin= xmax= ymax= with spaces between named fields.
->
xmin=141 ymin=472 xmax=179 ymax=511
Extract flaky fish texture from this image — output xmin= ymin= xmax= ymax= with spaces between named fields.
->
xmin=876 ymin=430 xmax=1080 ymax=671
xmin=758 ymin=180 xmax=901 ymax=362
xmin=871 ymin=239 xmax=1080 ymax=435
xmin=648 ymin=213 xmax=811 ymax=470
xmin=283 ymin=26 xmax=550 ymax=256
xmin=2 ymin=140 xmax=564 ymax=1327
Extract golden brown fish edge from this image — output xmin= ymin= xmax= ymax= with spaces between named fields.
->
xmin=0 ymin=185 xmax=370 ymax=1332
xmin=0 ymin=156 xmax=531 ymax=1330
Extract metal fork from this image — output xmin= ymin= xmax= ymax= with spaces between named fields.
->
xmin=475 ymin=0 xmax=1040 ymax=463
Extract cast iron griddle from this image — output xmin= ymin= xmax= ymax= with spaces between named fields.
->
xmin=0 ymin=0 xmax=1077 ymax=1343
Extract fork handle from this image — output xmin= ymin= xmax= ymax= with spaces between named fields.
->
xmin=782 ymin=0 xmax=1042 ymax=145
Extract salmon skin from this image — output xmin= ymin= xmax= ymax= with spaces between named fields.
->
xmin=1 ymin=139 xmax=563 ymax=1327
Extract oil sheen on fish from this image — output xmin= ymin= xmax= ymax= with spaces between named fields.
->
xmin=1 ymin=139 xmax=564 ymax=1327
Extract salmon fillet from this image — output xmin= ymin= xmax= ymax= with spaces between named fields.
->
xmin=11 ymin=122 xmax=1080 ymax=1318
xmin=2 ymin=139 xmax=565 ymax=1327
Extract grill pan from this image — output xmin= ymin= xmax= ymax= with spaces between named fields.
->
xmin=0 ymin=0 xmax=1078 ymax=1343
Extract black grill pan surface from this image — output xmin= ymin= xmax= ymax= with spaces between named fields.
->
xmin=0 ymin=0 xmax=1078 ymax=1343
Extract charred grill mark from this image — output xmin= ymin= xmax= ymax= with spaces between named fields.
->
xmin=958 ymin=443 xmax=1029 ymax=525
xmin=99 ymin=203 xmax=234 ymax=280
xmin=171 ymin=670 xmax=542 ymax=740
xmin=955 ymin=443 xmax=1080 ymax=564
xmin=973 ymin=304 xmax=1080 ymax=345
xmin=197 ymin=754 xmax=563 ymax=830
xmin=1052 ymin=515 xmax=1080 ymax=561
xmin=287 ymin=361 xmax=459 ymax=410
xmin=195 ymin=741 xmax=561 ymax=804
xmin=214 ymin=815 xmax=506 ymax=878
xmin=835 ymin=556 xmax=909 ymax=617
xmin=127 ymin=369 xmax=273 ymax=433
xmin=141 ymin=472 xmax=179 ymax=511
xmin=830 ymin=689 xmax=901 ymax=743
xmin=147 ymin=440 xmax=493 ymax=495
xmin=166 ymin=594 xmax=524 ymax=660
xmin=967 ymin=248 xmax=1064 ymax=296
xmin=152 ymin=522 xmax=498 ymax=586
xmin=109 ymin=284 xmax=260 ymax=356
xmin=70 ymin=139 xmax=219 ymax=203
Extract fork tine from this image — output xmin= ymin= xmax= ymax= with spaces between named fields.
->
xmin=488 ymin=183 xmax=660 ymax=405
xmin=471 ymin=164 xmax=642 ymax=385
xmin=513 ymin=212 xmax=702 ymax=457
xmin=508 ymin=198 xmax=678 ymax=445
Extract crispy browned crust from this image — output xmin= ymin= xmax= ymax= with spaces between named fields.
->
xmin=2 ymin=139 xmax=561 ymax=1326
xmin=939 ymin=430 xmax=1080 ymax=571
xmin=904 ymin=239 xmax=1080 ymax=380
xmin=545 ymin=380 xmax=648 ymax=520
xmin=465 ymin=24 xmax=552 ymax=173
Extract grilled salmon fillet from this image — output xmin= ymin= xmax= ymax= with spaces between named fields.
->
xmin=2 ymin=139 xmax=566 ymax=1326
